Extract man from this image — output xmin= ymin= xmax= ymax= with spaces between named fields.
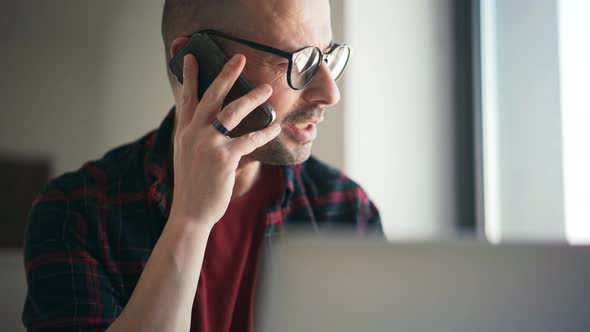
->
xmin=22 ymin=0 xmax=381 ymax=331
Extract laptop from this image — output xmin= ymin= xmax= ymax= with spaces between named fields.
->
xmin=255 ymin=237 xmax=590 ymax=332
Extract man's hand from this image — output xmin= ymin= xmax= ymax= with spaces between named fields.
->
xmin=169 ymin=53 xmax=281 ymax=225
xmin=107 ymin=53 xmax=280 ymax=332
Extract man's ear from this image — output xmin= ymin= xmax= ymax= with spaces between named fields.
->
xmin=170 ymin=36 xmax=190 ymax=59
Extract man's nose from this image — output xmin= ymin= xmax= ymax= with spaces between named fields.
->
xmin=301 ymin=62 xmax=341 ymax=106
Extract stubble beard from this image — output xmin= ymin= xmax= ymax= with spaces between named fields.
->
xmin=247 ymin=106 xmax=325 ymax=166
xmin=249 ymin=135 xmax=313 ymax=165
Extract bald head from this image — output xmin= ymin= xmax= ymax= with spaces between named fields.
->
xmin=161 ymin=0 xmax=332 ymax=63
xmin=162 ymin=0 xmax=226 ymax=63
xmin=162 ymin=0 xmax=341 ymax=166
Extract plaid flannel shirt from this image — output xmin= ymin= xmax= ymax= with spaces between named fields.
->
xmin=22 ymin=108 xmax=382 ymax=331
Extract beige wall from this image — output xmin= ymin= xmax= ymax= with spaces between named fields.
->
xmin=0 ymin=1 xmax=345 ymax=178
xmin=0 ymin=1 xmax=174 ymax=177
xmin=0 ymin=2 xmax=111 ymax=176
xmin=96 ymin=1 xmax=175 ymax=154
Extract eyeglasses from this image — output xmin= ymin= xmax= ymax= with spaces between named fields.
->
xmin=198 ymin=29 xmax=351 ymax=90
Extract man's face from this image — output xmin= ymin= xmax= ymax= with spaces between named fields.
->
xmin=212 ymin=0 xmax=341 ymax=165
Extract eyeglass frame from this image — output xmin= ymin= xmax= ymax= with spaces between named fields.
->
xmin=197 ymin=29 xmax=351 ymax=90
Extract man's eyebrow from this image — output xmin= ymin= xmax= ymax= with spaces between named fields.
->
xmin=284 ymin=40 xmax=334 ymax=53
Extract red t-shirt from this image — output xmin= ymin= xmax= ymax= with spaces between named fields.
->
xmin=190 ymin=164 xmax=280 ymax=332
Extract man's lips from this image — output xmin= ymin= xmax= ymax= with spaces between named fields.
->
xmin=289 ymin=117 xmax=322 ymax=128
xmin=283 ymin=117 xmax=323 ymax=143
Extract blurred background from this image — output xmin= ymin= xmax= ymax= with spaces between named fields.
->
xmin=1 ymin=0 xmax=589 ymax=330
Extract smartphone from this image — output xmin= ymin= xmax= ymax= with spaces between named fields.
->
xmin=168 ymin=33 xmax=276 ymax=138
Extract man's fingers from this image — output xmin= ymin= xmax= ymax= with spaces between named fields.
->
xmin=178 ymin=54 xmax=199 ymax=132
xmin=216 ymin=84 xmax=272 ymax=131
xmin=197 ymin=54 xmax=246 ymax=121
xmin=229 ymin=123 xmax=282 ymax=156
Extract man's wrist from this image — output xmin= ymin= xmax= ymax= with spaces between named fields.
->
xmin=167 ymin=212 xmax=216 ymax=234
xmin=168 ymin=214 xmax=216 ymax=231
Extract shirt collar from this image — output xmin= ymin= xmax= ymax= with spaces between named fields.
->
xmin=144 ymin=108 xmax=175 ymax=219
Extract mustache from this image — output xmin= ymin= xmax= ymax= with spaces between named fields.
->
xmin=282 ymin=106 xmax=325 ymax=124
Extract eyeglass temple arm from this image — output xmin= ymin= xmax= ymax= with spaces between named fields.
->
xmin=199 ymin=29 xmax=293 ymax=60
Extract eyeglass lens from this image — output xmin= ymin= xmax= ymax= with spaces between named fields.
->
xmin=327 ymin=46 xmax=349 ymax=80
xmin=290 ymin=45 xmax=349 ymax=89
xmin=291 ymin=47 xmax=321 ymax=89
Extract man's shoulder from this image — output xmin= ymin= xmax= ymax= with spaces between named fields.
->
xmin=287 ymin=155 xmax=382 ymax=233
xmin=293 ymin=155 xmax=375 ymax=213
xmin=27 ymin=133 xmax=154 ymax=245
xmin=36 ymin=133 xmax=151 ymax=208
xmin=297 ymin=155 xmax=366 ymax=194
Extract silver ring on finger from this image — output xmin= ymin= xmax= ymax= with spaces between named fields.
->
xmin=211 ymin=118 xmax=231 ymax=137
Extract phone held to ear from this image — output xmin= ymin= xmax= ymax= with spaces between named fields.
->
xmin=168 ymin=33 xmax=276 ymax=138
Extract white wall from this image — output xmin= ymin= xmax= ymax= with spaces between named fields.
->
xmin=344 ymin=0 xmax=457 ymax=239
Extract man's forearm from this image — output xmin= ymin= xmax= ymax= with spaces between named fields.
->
xmin=104 ymin=51 xmax=281 ymax=332
xmin=107 ymin=218 xmax=213 ymax=332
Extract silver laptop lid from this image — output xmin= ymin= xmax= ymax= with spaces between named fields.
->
xmin=256 ymin=237 xmax=590 ymax=332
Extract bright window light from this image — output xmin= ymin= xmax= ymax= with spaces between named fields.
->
xmin=558 ymin=0 xmax=590 ymax=245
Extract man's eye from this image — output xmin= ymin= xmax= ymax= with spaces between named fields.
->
xmin=273 ymin=62 xmax=289 ymax=75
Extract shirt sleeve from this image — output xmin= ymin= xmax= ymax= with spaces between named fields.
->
xmin=360 ymin=194 xmax=384 ymax=237
xmin=366 ymin=201 xmax=384 ymax=236
xmin=22 ymin=188 xmax=122 ymax=332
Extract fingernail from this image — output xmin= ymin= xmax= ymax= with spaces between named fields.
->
xmin=228 ymin=54 xmax=241 ymax=66
xmin=184 ymin=54 xmax=191 ymax=66
xmin=183 ymin=55 xmax=190 ymax=75
xmin=272 ymin=124 xmax=282 ymax=134
xmin=260 ymin=84 xmax=272 ymax=94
